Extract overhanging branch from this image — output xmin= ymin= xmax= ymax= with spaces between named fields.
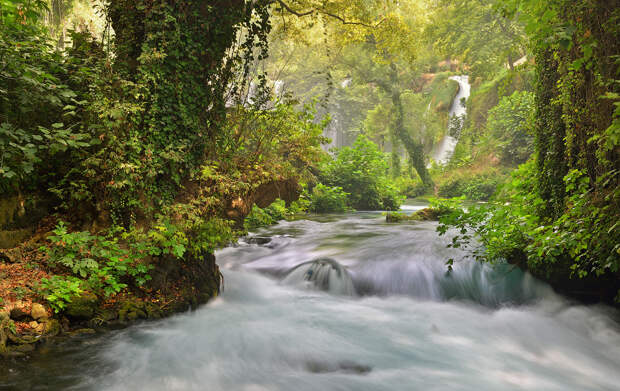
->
xmin=270 ymin=0 xmax=383 ymax=28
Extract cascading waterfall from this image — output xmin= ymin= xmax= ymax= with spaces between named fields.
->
xmin=431 ymin=75 xmax=471 ymax=165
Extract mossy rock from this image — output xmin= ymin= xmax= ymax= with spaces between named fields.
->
xmin=144 ymin=303 xmax=162 ymax=319
xmin=67 ymin=328 xmax=96 ymax=336
xmin=88 ymin=308 xmax=118 ymax=327
xmin=118 ymin=300 xmax=147 ymax=322
xmin=65 ymin=292 xmax=98 ymax=320
xmin=411 ymin=208 xmax=442 ymax=221
xmin=6 ymin=332 xmax=39 ymax=345
xmin=42 ymin=319 xmax=61 ymax=337
xmin=10 ymin=343 xmax=34 ymax=353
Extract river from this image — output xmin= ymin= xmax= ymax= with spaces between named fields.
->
xmin=1 ymin=203 xmax=620 ymax=390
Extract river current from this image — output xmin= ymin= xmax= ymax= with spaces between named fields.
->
xmin=2 ymin=203 xmax=620 ymax=390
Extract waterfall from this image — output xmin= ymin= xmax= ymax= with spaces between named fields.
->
xmin=431 ymin=75 xmax=471 ymax=165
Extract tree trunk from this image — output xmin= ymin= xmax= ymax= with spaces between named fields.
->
xmin=388 ymin=64 xmax=433 ymax=189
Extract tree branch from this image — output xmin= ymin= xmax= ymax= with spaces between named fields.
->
xmin=271 ymin=0 xmax=383 ymax=28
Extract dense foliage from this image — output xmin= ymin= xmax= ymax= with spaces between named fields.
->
xmin=486 ymin=90 xmax=534 ymax=164
xmin=438 ymin=0 xmax=620 ymax=302
xmin=319 ymin=136 xmax=402 ymax=210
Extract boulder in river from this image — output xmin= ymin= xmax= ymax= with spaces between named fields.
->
xmin=282 ymin=258 xmax=356 ymax=296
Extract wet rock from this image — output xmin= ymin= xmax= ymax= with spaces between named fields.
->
xmin=10 ymin=343 xmax=34 ymax=353
xmin=89 ymin=308 xmax=117 ymax=327
xmin=65 ymin=292 xmax=98 ymax=320
xmin=0 ymin=350 xmax=25 ymax=358
xmin=30 ymin=303 xmax=48 ymax=320
xmin=411 ymin=207 xmax=442 ymax=221
xmin=7 ymin=332 xmax=39 ymax=346
xmin=0 ymin=319 xmax=8 ymax=347
xmin=67 ymin=328 xmax=96 ymax=336
xmin=144 ymin=303 xmax=162 ymax=319
xmin=118 ymin=301 xmax=147 ymax=322
xmin=305 ymin=360 xmax=371 ymax=374
xmin=42 ymin=319 xmax=61 ymax=337
xmin=246 ymin=236 xmax=272 ymax=245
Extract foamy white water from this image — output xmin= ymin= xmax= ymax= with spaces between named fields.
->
xmin=3 ymin=209 xmax=619 ymax=391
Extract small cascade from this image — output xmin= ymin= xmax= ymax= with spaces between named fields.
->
xmin=431 ymin=75 xmax=471 ymax=165
xmin=282 ymin=258 xmax=356 ymax=295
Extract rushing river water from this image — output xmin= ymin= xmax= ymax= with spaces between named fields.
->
xmin=2 ymin=204 xmax=620 ymax=390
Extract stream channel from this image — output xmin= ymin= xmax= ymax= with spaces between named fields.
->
xmin=1 ymin=201 xmax=620 ymax=390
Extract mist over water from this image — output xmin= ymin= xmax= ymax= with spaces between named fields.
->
xmin=2 ymin=206 xmax=620 ymax=390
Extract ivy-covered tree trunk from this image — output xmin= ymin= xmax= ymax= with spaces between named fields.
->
xmin=100 ymin=0 xmax=269 ymax=223
xmin=534 ymin=47 xmax=567 ymax=219
xmin=390 ymin=90 xmax=433 ymax=189
xmin=383 ymin=65 xmax=432 ymax=189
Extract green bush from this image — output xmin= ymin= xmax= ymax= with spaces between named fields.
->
xmin=308 ymin=184 xmax=350 ymax=213
xmin=244 ymin=199 xmax=303 ymax=230
xmin=486 ymin=90 xmax=535 ymax=164
xmin=37 ymin=275 xmax=83 ymax=313
xmin=320 ymin=136 xmax=404 ymax=210
xmin=41 ymin=222 xmax=154 ymax=299
xmin=438 ymin=171 xmax=505 ymax=200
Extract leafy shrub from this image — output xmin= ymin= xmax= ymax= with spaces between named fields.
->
xmin=394 ymin=177 xmax=427 ymax=198
xmin=37 ymin=275 xmax=83 ymax=313
xmin=244 ymin=199 xmax=301 ymax=230
xmin=0 ymin=3 xmax=98 ymax=194
xmin=438 ymin=171 xmax=505 ymax=200
xmin=486 ymin=90 xmax=535 ymax=164
xmin=41 ymin=222 xmax=154 ymax=299
xmin=308 ymin=184 xmax=349 ymax=213
xmin=320 ymin=136 xmax=403 ymax=210
xmin=244 ymin=204 xmax=277 ymax=230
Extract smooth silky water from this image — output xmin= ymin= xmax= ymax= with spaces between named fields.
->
xmin=2 ymin=202 xmax=620 ymax=390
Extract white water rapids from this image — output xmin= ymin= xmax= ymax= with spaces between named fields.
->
xmin=1 ymin=205 xmax=619 ymax=390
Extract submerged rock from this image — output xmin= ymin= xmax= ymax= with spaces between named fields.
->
xmin=11 ymin=343 xmax=34 ymax=353
xmin=245 ymin=236 xmax=272 ymax=245
xmin=305 ymin=359 xmax=371 ymax=374
xmin=283 ymin=258 xmax=356 ymax=295
xmin=67 ymin=328 xmax=96 ymax=336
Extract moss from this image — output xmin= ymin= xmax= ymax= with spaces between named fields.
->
xmin=118 ymin=300 xmax=147 ymax=322
xmin=42 ymin=319 xmax=61 ymax=337
xmin=65 ymin=292 xmax=98 ymax=320
xmin=10 ymin=343 xmax=34 ymax=353
xmin=386 ymin=208 xmax=444 ymax=223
